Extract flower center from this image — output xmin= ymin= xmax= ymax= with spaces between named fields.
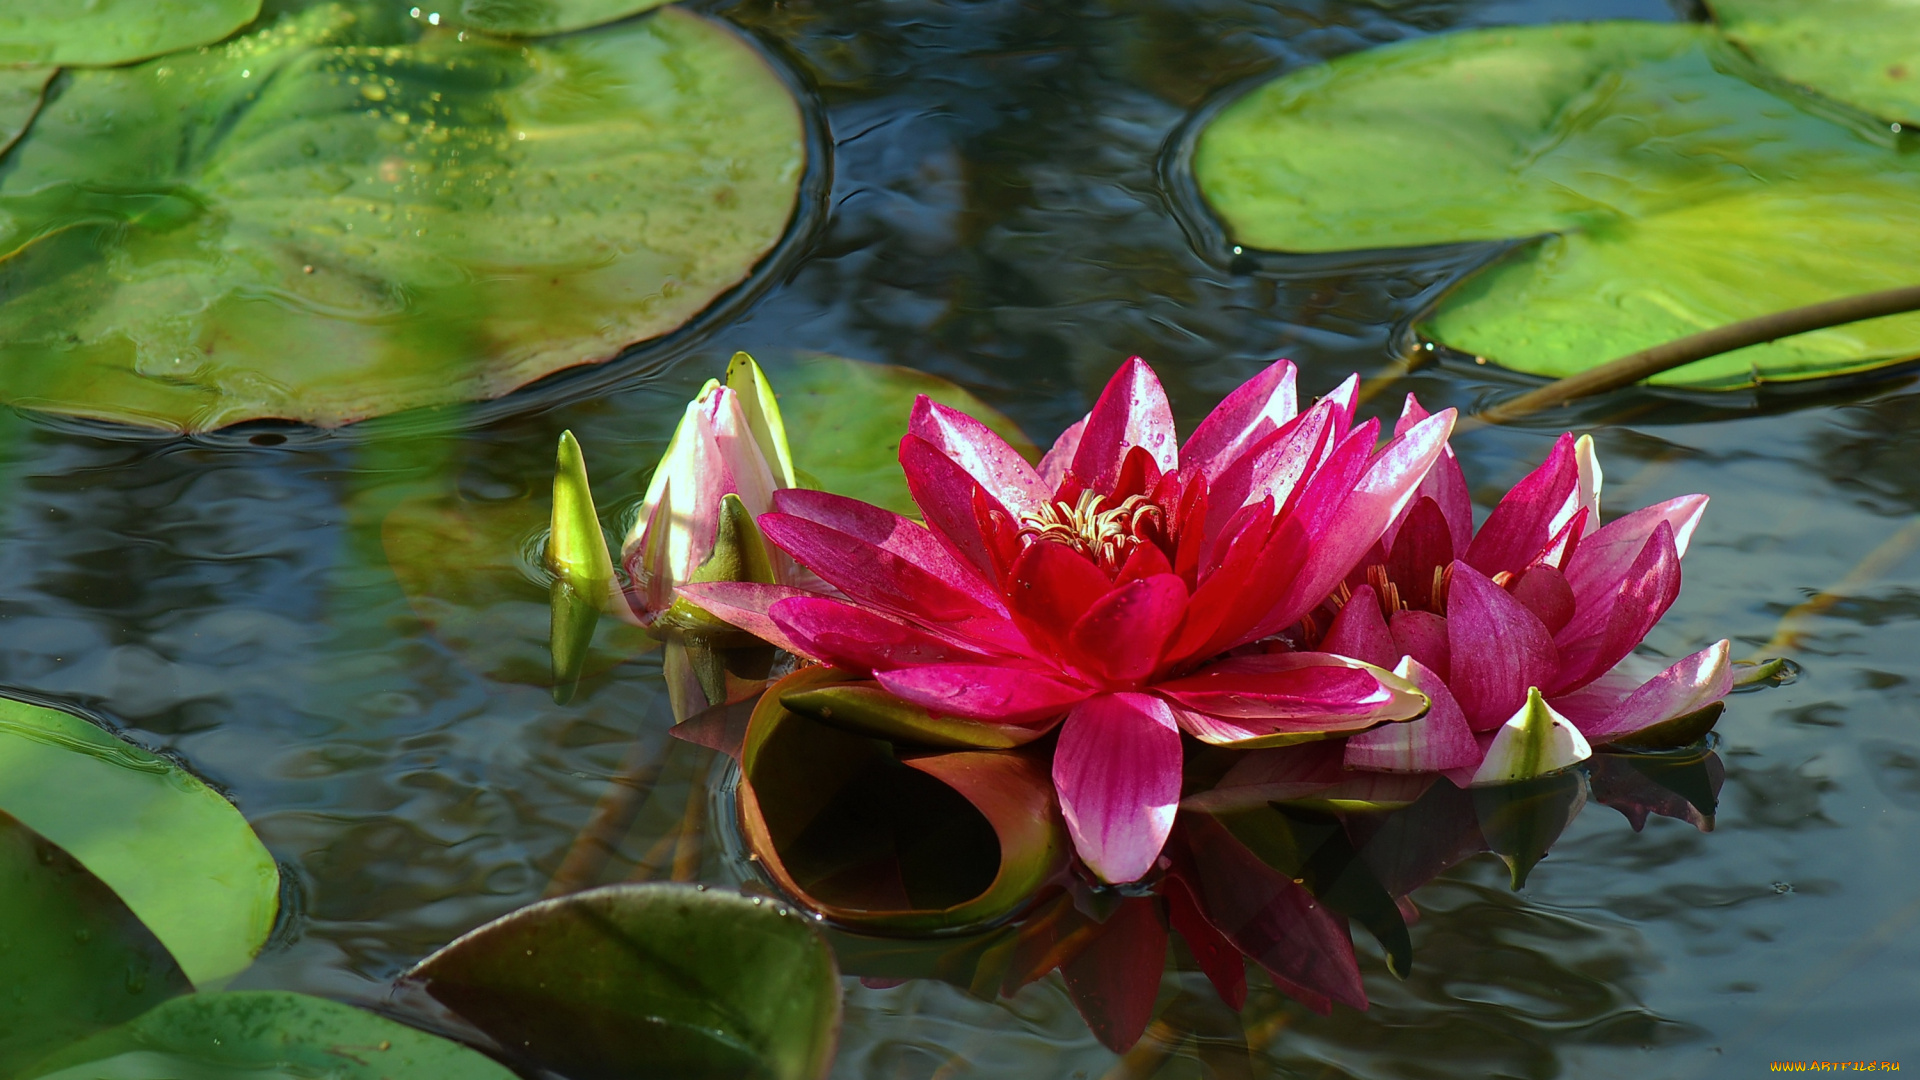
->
xmin=1018 ymin=491 xmax=1164 ymax=574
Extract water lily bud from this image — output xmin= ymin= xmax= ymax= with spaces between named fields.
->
xmin=1469 ymin=687 xmax=1592 ymax=786
xmin=548 ymin=430 xmax=615 ymax=596
xmin=622 ymin=357 xmax=794 ymax=628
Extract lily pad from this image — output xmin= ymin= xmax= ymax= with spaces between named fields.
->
xmin=403 ymin=883 xmax=842 ymax=1080
xmin=779 ymin=355 xmax=1038 ymax=517
xmin=1711 ymin=0 xmax=1920 ymax=127
xmin=0 ymin=66 xmax=51 ymax=157
xmin=1194 ymin=22 xmax=1920 ymax=388
xmin=20 ymin=991 xmax=518 ymax=1080
xmin=0 ymin=1 xmax=260 ymax=66
xmin=0 ymin=4 xmax=804 ymax=430
xmin=739 ymin=667 xmax=1070 ymax=933
xmin=442 ymin=0 xmax=672 ymax=37
xmin=0 ymin=694 xmax=278 ymax=988
xmin=0 ymin=812 xmax=191 ymax=1076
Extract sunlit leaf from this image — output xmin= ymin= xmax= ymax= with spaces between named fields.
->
xmin=404 ymin=883 xmax=842 ymax=1080
xmin=20 ymin=991 xmax=518 ymax=1080
xmin=1194 ymin=22 xmax=1920 ymax=388
xmin=0 ymin=694 xmax=278 ymax=988
xmin=779 ymin=354 xmax=1038 ymax=516
xmin=0 ymin=66 xmax=51 ymax=157
xmin=382 ymin=492 xmax=655 ymax=687
xmin=0 ymin=812 xmax=190 ymax=1076
xmin=0 ymin=0 xmax=259 ymax=66
xmin=442 ymin=0 xmax=671 ymax=36
xmin=1711 ymin=0 xmax=1920 ymax=126
xmin=0 ymin=5 xmax=803 ymax=430
xmin=739 ymin=666 xmax=1070 ymax=933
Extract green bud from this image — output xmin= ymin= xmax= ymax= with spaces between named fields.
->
xmin=548 ymin=430 xmax=615 ymax=595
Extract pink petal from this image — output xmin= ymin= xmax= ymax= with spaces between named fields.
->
xmin=876 ymin=663 xmax=1091 ymax=725
xmin=900 ymin=434 xmax=1008 ymax=582
xmin=1578 ymin=640 xmax=1731 ymax=742
xmin=1067 ymin=573 xmax=1189 ymax=685
xmin=1181 ymin=359 xmax=1299 ymax=481
xmin=1161 ymin=653 xmax=1429 ymax=747
xmin=1389 ymin=395 xmax=1472 ymax=556
xmin=1553 ymin=522 xmax=1682 ymax=693
xmin=1561 ymin=495 xmax=1708 ymax=617
xmin=1067 ymin=358 xmax=1179 ymax=496
xmin=1383 ymin=496 xmax=1455 ymax=613
xmin=1547 ymin=652 xmax=1665 ymax=728
xmin=771 ymin=488 xmax=999 ymax=608
xmin=1202 ymin=403 xmax=1337 ymax=549
xmin=1509 ymin=564 xmax=1576 ymax=635
xmin=1004 ymin=540 xmax=1117 ymax=662
xmin=1390 ymin=609 xmax=1450 ymax=679
xmin=1053 ymin=692 xmax=1184 ymax=883
xmin=908 ymin=396 xmax=1052 ymax=517
xmin=1344 ymin=657 xmax=1480 ymax=773
xmin=1322 ymin=373 xmax=1360 ymax=435
xmin=1465 ymin=434 xmax=1579 ymax=577
xmin=1037 ymin=417 xmax=1087 ymax=491
xmin=1320 ymin=586 xmax=1397 ymax=669
xmin=673 ymin=582 xmax=820 ymax=656
xmin=1260 ymin=409 xmax=1456 ymax=638
xmin=1444 ymin=561 xmax=1559 ymax=731
xmin=769 ymin=597 xmax=1001 ymax=674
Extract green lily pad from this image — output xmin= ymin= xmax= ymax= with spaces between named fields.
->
xmin=1711 ymin=0 xmax=1920 ymax=127
xmin=0 ymin=812 xmax=191 ymax=1076
xmin=0 ymin=694 xmax=278 ymax=988
xmin=0 ymin=66 xmax=51 ymax=157
xmin=442 ymin=0 xmax=671 ymax=36
xmin=780 ymin=355 xmax=1038 ymax=516
xmin=740 ymin=667 xmax=1070 ymax=933
xmin=0 ymin=0 xmax=260 ymax=66
xmin=404 ymin=883 xmax=842 ymax=1080
xmin=20 ymin=991 xmax=518 ymax=1080
xmin=0 ymin=4 xmax=804 ymax=431
xmin=1194 ymin=22 xmax=1920 ymax=388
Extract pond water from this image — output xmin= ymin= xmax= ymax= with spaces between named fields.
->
xmin=2 ymin=0 xmax=1916 ymax=1076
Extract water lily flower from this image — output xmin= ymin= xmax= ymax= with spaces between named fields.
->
xmin=682 ymin=357 xmax=1452 ymax=883
xmin=1302 ymin=396 xmax=1731 ymax=784
xmin=621 ymin=352 xmax=799 ymax=629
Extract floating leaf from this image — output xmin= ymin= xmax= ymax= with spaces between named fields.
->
xmin=0 ymin=694 xmax=277 ymax=988
xmin=1195 ymin=22 xmax=1920 ymax=388
xmin=0 ymin=66 xmax=51 ymax=157
xmin=0 ymin=0 xmax=260 ymax=66
xmin=0 ymin=5 xmax=804 ymax=430
xmin=779 ymin=355 xmax=1038 ymax=516
xmin=441 ymin=0 xmax=670 ymax=36
xmin=21 ymin=991 xmax=518 ymax=1080
xmin=0 ymin=812 xmax=191 ymax=1076
xmin=383 ymin=492 xmax=655 ymax=687
xmin=739 ymin=667 xmax=1069 ymax=933
xmin=404 ymin=883 xmax=842 ymax=1080
xmin=1711 ymin=0 xmax=1920 ymax=127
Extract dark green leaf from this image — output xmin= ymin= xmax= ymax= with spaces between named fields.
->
xmin=1195 ymin=23 xmax=1920 ymax=388
xmin=0 ymin=5 xmax=803 ymax=430
xmin=21 ymin=991 xmax=518 ymax=1079
xmin=0 ymin=812 xmax=191 ymax=1076
xmin=0 ymin=694 xmax=278 ymax=988
xmin=779 ymin=354 xmax=1037 ymax=516
xmin=0 ymin=0 xmax=259 ymax=66
xmin=740 ymin=667 xmax=1069 ymax=933
xmin=405 ymin=883 xmax=842 ymax=1080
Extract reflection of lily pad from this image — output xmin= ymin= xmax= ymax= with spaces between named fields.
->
xmin=0 ymin=0 xmax=260 ymax=66
xmin=382 ymin=493 xmax=655 ymax=687
xmin=1712 ymin=0 xmax=1920 ymax=127
xmin=0 ymin=4 xmax=804 ymax=430
xmin=405 ymin=884 xmax=842 ymax=1080
xmin=0 ymin=695 xmax=279 ymax=988
xmin=781 ymin=355 xmax=1036 ymax=516
xmin=1195 ymin=23 xmax=1920 ymax=388
xmin=21 ymin=992 xmax=518 ymax=1080
xmin=0 ymin=812 xmax=191 ymax=1077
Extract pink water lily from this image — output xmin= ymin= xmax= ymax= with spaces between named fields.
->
xmin=1299 ymin=395 xmax=1731 ymax=783
xmin=683 ymin=357 xmax=1452 ymax=882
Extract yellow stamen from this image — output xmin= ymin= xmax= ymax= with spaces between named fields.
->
xmin=1018 ymin=492 xmax=1162 ymax=573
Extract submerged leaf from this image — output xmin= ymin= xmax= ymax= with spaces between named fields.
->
xmin=1196 ymin=22 xmax=1920 ymax=388
xmin=0 ymin=694 xmax=278 ymax=988
xmin=404 ymin=884 xmax=842 ymax=1080
xmin=0 ymin=0 xmax=259 ymax=66
xmin=0 ymin=812 xmax=191 ymax=1076
xmin=21 ymin=991 xmax=517 ymax=1080
xmin=0 ymin=5 xmax=804 ymax=430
